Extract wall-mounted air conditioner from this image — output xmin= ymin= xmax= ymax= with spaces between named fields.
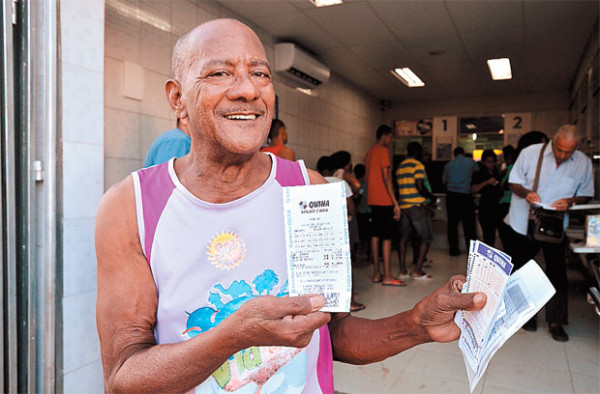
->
xmin=274 ymin=43 xmax=330 ymax=89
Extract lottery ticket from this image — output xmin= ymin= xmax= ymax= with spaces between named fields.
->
xmin=455 ymin=241 xmax=556 ymax=392
xmin=282 ymin=182 xmax=352 ymax=312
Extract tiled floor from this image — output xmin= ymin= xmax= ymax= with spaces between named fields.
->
xmin=333 ymin=243 xmax=600 ymax=393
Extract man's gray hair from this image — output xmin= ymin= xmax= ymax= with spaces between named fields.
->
xmin=171 ymin=31 xmax=192 ymax=82
xmin=554 ymin=124 xmax=581 ymax=144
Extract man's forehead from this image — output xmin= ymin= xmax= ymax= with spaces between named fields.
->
xmin=188 ymin=20 xmax=265 ymax=57
xmin=554 ymin=136 xmax=577 ymax=151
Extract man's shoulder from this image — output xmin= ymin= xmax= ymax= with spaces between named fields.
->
xmin=399 ymin=158 xmax=422 ymax=168
xmin=572 ymin=149 xmax=592 ymax=164
xmin=519 ymin=142 xmax=544 ymax=158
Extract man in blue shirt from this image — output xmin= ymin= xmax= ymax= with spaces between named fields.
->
xmin=442 ymin=147 xmax=479 ymax=256
xmin=144 ymin=119 xmax=191 ymax=167
xmin=506 ymin=124 xmax=594 ymax=341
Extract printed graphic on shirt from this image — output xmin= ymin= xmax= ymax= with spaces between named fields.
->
xmin=183 ymin=270 xmax=307 ymax=393
xmin=207 ymin=231 xmax=247 ymax=270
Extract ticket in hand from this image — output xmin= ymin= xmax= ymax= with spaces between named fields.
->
xmin=282 ymin=182 xmax=352 ymax=312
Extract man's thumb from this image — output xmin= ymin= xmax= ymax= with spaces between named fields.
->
xmin=454 ymin=292 xmax=487 ymax=311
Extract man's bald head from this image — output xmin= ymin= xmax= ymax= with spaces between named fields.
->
xmin=553 ymin=124 xmax=581 ymax=145
xmin=171 ymin=19 xmax=264 ymax=83
xmin=552 ymin=124 xmax=580 ymax=166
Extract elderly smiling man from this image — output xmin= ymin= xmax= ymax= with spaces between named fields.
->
xmin=95 ymin=19 xmax=485 ymax=393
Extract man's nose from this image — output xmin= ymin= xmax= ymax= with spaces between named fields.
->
xmin=227 ymin=73 xmax=260 ymax=101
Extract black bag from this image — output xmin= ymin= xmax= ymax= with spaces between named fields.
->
xmin=527 ymin=207 xmax=565 ymax=243
xmin=526 ymin=142 xmax=566 ymax=243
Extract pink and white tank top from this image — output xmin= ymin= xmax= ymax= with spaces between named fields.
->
xmin=131 ymin=153 xmax=334 ymax=394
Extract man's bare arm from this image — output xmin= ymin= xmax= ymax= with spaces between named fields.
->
xmin=381 ymin=166 xmax=400 ymax=219
xmin=96 ymin=177 xmax=329 ymax=392
xmin=328 ymin=276 xmax=486 ymax=364
xmin=509 ymin=182 xmax=541 ymax=205
xmin=551 ymin=196 xmax=591 ymax=211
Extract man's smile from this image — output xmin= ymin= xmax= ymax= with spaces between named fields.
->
xmin=225 ymin=114 xmax=257 ymax=120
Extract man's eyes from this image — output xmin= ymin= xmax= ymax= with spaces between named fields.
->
xmin=208 ymin=71 xmax=229 ymax=77
xmin=206 ymin=70 xmax=270 ymax=79
xmin=252 ymin=70 xmax=271 ymax=79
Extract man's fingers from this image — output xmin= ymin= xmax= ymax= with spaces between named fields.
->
xmin=288 ymin=311 xmax=331 ymax=329
xmin=275 ymin=294 xmax=326 ymax=316
xmin=450 ymin=275 xmax=466 ymax=292
xmin=447 ymin=292 xmax=487 ymax=312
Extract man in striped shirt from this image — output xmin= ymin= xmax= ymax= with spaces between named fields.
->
xmin=396 ymin=142 xmax=436 ymax=280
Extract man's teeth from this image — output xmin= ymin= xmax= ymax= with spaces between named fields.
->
xmin=225 ymin=114 xmax=257 ymax=120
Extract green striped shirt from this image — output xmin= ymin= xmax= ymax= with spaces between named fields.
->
xmin=396 ymin=158 xmax=426 ymax=209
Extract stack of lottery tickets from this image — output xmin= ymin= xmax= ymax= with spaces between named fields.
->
xmin=455 ymin=240 xmax=556 ymax=392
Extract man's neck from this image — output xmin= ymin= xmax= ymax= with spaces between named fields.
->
xmin=174 ymin=149 xmax=271 ymax=204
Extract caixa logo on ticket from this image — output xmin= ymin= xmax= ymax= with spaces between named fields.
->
xmin=298 ymin=200 xmax=330 ymax=213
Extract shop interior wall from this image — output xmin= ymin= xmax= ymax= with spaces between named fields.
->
xmin=104 ymin=0 xmax=381 ymax=191
xmin=60 ymin=0 xmax=105 ymax=391
xmin=386 ymin=91 xmax=570 ymax=140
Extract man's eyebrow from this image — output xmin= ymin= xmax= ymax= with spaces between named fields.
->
xmin=249 ymin=59 xmax=271 ymax=71
xmin=201 ymin=59 xmax=235 ymax=70
xmin=199 ymin=58 xmax=271 ymax=73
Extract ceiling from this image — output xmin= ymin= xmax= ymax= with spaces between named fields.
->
xmin=212 ymin=0 xmax=598 ymax=105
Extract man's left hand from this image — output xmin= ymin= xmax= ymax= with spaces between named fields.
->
xmin=393 ymin=204 xmax=400 ymax=221
xmin=551 ymin=198 xmax=570 ymax=211
xmin=411 ymin=275 xmax=486 ymax=343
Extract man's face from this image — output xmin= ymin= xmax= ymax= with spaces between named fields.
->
xmin=552 ymin=135 xmax=578 ymax=166
xmin=181 ymin=21 xmax=275 ymax=156
xmin=381 ymin=133 xmax=392 ymax=147
xmin=483 ymin=156 xmax=496 ymax=172
xmin=280 ymin=127 xmax=288 ymax=144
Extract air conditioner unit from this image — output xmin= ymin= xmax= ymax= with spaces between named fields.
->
xmin=274 ymin=43 xmax=330 ymax=89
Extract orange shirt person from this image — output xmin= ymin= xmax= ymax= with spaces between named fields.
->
xmin=260 ymin=118 xmax=295 ymax=160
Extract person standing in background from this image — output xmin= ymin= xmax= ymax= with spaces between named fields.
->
xmin=364 ymin=125 xmax=405 ymax=286
xmin=497 ymin=145 xmax=516 ymax=248
xmin=353 ymin=163 xmax=371 ymax=263
xmin=318 ymin=155 xmax=365 ymax=312
xmin=506 ymin=125 xmax=593 ymax=341
xmin=144 ymin=119 xmax=190 ymax=167
xmin=442 ymin=147 xmax=479 ymax=256
xmin=260 ymin=118 xmax=295 ymax=160
xmin=470 ymin=149 xmax=503 ymax=246
xmin=396 ymin=142 xmax=436 ymax=280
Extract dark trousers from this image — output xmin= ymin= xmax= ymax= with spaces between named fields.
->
xmin=497 ymin=203 xmax=511 ymax=249
xmin=505 ymin=227 xmax=569 ymax=325
xmin=478 ymin=206 xmax=497 ymax=246
xmin=446 ymin=192 xmax=477 ymax=253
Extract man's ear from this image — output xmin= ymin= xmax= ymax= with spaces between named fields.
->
xmin=165 ymin=79 xmax=188 ymax=122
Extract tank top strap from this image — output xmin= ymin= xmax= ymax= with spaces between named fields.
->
xmin=274 ymin=156 xmax=310 ymax=186
xmin=131 ymin=160 xmax=176 ymax=264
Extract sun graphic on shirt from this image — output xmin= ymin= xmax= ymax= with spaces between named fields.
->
xmin=206 ymin=231 xmax=246 ymax=270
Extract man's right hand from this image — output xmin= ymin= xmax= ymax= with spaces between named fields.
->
xmin=525 ymin=191 xmax=541 ymax=205
xmin=231 ymin=295 xmax=331 ymax=349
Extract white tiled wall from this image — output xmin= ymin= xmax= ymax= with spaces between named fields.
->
xmin=60 ymin=0 xmax=105 ymax=391
xmin=103 ymin=0 xmax=382 ymax=190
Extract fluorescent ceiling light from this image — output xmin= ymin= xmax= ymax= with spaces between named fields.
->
xmin=391 ymin=67 xmax=425 ymax=87
xmin=487 ymin=58 xmax=512 ymax=80
xmin=309 ymin=0 xmax=343 ymax=7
